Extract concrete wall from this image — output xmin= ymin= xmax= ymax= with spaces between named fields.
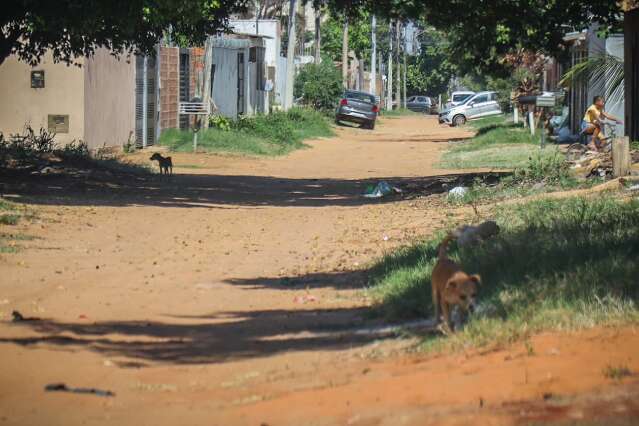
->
xmin=230 ymin=20 xmax=281 ymax=67
xmin=83 ymin=49 xmax=136 ymax=149
xmin=0 ymin=52 xmax=85 ymax=145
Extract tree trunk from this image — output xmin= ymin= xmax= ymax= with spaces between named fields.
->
xmin=342 ymin=18 xmax=349 ymax=89
xmin=202 ymin=36 xmax=214 ymax=128
xmin=403 ymin=52 xmax=407 ymax=109
xmin=284 ymin=0 xmax=297 ymax=110
xmin=314 ymin=7 xmax=321 ymax=63
xmin=387 ymin=20 xmax=393 ymax=110
xmin=371 ymin=15 xmax=377 ymax=97
xmin=395 ymin=20 xmax=401 ymax=110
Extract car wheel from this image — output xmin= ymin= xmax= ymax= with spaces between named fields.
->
xmin=368 ymin=120 xmax=376 ymax=130
xmin=452 ymin=115 xmax=466 ymax=127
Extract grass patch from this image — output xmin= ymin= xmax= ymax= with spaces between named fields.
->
xmin=603 ymin=365 xmax=633 ymax=380
xmin=441 ymin=115 xmax=546 ymax=169
xmin=0 ymin=214 xmax=20 ymax=225
xmin=0 ymin=232 xmax=36 ymax=254
xmin=368 ymin=196 xmax=639 ymax=353
xmin=159 ymin=108 xmax=333 ymax=156
xmin=381 ymin=108 xmax=419 ymax=117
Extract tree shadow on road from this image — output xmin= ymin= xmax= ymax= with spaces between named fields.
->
xmin=2 ymin=170 xmax=507 ymax=209
xmin=1 ymin=306 xmax=421 ymax=366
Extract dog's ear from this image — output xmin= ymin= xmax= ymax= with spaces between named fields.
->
xmin=469 ymin=274 xmax=481 ymax=284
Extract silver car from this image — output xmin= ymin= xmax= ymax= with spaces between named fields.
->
xmin=335 ymin=90 xmax=379 ymax=130
xmin=439 ymin=91 xmax=502 ymax=126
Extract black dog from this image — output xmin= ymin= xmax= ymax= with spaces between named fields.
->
xmin=149 ymin=153 xmax=173 ymax=175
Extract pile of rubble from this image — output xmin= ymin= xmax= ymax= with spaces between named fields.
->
xmin=566 ymin=144 xmax=639 ymax=179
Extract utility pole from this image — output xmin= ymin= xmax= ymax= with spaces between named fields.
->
xmin=284 ymin=0 xmax=297 ymax=110
xmin=371 ymin=15 xmax=377 ymax=96
xmin=314 ymin=6 xmax=321 ymax=63
xmin=342 ymin=18 xmax=349 ymax=89
xmin=387 ymin=20 xmax=393 ymax=110
xmin=395 ymin=20 xmax=401 ymax=110
xmin=403 ymin=51 xmax=407 ymax=109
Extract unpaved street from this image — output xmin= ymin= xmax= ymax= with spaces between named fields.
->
xmin=1 ymin=116 xmax=638 ymax=425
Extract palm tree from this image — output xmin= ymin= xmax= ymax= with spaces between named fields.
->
xmin=560 ymin=54 xmax=624 ymax=105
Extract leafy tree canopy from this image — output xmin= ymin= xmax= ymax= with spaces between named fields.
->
xmin=1 ymin=0 xmax=248 ymax=65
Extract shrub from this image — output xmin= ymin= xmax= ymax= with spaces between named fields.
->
xmin=209 ymin=115 xmax=232 ymax=132
xmin=513 ymin=150 xmax=570 ymax=185
xmin=294 ymin=60 xmax=343 ymax=111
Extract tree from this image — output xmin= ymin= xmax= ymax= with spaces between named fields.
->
xmin=294 ymin=59 xmax=343 ymax=109
xmin=1 ymin=0 xmax=247 ymax=66
xmin=405 ymin=27 xmax=456 ymax=97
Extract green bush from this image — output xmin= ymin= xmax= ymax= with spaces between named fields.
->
xmin=209 ymin=115 xmax=232 ymax=132
xmin=513 ymin=150 xmax=570 ymax=185
xmin=294 ymin=60 xmax=343 ymax=110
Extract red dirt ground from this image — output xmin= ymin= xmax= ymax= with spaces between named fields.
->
xmin=1 ymin=116 xmax=637 ymax=425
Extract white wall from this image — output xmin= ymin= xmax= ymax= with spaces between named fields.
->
xmin=229 ymin=20 xmax=280 ymax=67
xmin=605 ymin=35 xmax=625 ymax=136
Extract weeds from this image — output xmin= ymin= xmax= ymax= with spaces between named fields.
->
xmin=368 ymin=196 xmax=639 ymax=353
xmin=0 ymin=214 xmax=20 ymax=225
xmin=160 ymin=108 xmax=333 ymax=156
xmin=603 ymin=365 xmax=633 ymax=380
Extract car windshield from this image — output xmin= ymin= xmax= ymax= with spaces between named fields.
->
xmin=345 ymin=92 xmax=375 ymax=103
xmin=453 ymin=94 xmax=473 ymax=103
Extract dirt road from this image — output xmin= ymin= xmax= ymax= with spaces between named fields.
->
xmin=1 ymin=116 xmax=638 ymax=425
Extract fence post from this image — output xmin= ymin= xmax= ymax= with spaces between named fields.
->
xmin=612 ymin=136 xmax=630 ymax=177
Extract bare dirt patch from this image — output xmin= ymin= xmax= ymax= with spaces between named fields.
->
xmin=1 ymin=116 xmax=637 ymax=425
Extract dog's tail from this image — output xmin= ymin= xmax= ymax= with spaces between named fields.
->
xmin=438 ymin=234 xmax=455 ymax=260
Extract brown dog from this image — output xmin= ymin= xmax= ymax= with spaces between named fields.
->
xmin=431 ymin=234 xmax=480 ymax=332
xmin=149 ymin=153 xmax=173 ymax=175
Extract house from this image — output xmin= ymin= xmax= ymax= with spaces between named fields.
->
xmin=230 ymin=19 xmax=284 ymax=107
xmin=0 ymin=48 xmax=139 ymax=149
xmin=157 ymin=33 xmax=269 ymax=131
xmin=624 ymin=1 xmax=639 ymax=141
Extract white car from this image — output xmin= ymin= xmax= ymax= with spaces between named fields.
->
xmin=438 ymin=91 xmax=502 ymax=126
xmin=446 ymin=91 xmax=475 ymax=109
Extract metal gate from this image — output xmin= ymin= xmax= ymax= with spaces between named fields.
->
xmin=179 ymin=49 xmax=190 ymax=130
xmin=135 ymin=55 xmax=158 ymax=148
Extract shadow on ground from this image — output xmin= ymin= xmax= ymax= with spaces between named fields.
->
xmin=1 ymin=306 xmax=412 ymax=366
xmin=1 ymin=170 xmax=507 ymax=209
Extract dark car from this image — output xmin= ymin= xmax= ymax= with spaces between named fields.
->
xmin=335 ymin=90 xmax=379 ymax=130
xmin=406 ymin=95 xmax=437 ymax=114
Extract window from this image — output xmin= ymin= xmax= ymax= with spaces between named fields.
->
xmin=472 ymin=94 xmax=489 ymax=104
xmin=31 ymin=70 xmax=45 ymax=88
xmin=47 ymin=115 xmax=69 ymax=133
xmin=345 ymin=91 xmax=375 ymax=103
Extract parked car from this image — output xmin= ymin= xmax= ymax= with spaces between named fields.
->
xmin=445 ymin=91 xmax=475 ymax=109
xmin=438 ymin=91 xmax=502 ymax=126
xmin=406 ymin=95 xmax=437 ymax=114
xmin=335 ymin=90 xmax=379 ymax=130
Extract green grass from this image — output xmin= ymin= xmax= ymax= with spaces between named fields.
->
xmin=381 ymin=108 xmax=419 ymax=117
xmin=603 ymin=364 xmax=633 ymax=380
xmin=0 ymin=232 xmax=36 ymax=254
xmin=368 ymin=196 xmax=639 ymax=353
xmin=440 ymin=115 xmax=548 ymax=169
xmin=159 ymin=108 xmax=333 ymax=156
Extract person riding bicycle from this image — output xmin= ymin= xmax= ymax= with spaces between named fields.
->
xmin=581 ymin=95 xmax=623 ymax=151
